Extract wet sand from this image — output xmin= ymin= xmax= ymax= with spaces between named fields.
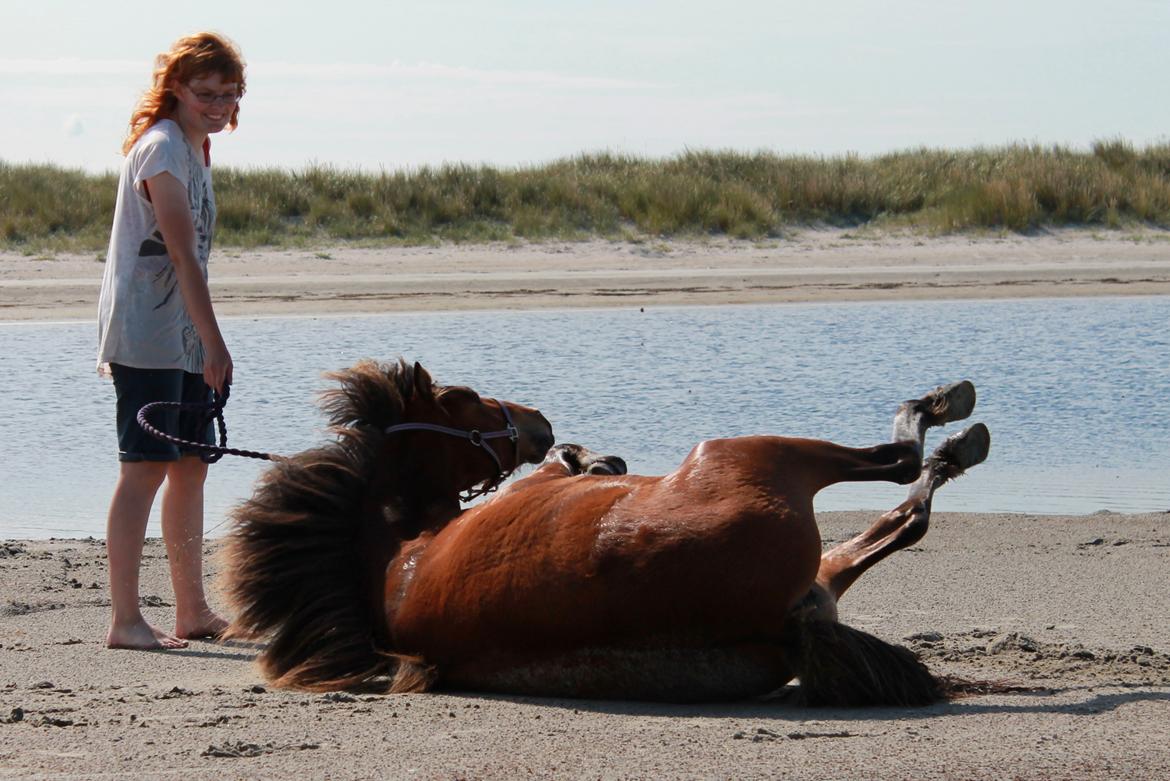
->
xmin=2 ymin=228 xmax=1169 ymax=321
xmin=2 ymin=510 xmax=1169 ymax=779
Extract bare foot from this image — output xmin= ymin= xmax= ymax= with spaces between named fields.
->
xmin=107 ymin=619 xmax=188 ymax=650
xmin=175 ymin=609 xmax=230 ymax=641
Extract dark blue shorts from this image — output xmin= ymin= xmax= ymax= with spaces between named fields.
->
xmin=111 ymin=364 xmax=213 ymax=462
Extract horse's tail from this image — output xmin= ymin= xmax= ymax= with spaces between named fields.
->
xmin=782 ymin=615 xmax=952 ymax=707
xmin=220 ymin=442 xmax=434 ymax=693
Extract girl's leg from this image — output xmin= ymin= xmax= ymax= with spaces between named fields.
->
xmin=162 ymin=455 xmax=229 ymax=639
xmin=106 ymin=461 xmax=187 ymax=649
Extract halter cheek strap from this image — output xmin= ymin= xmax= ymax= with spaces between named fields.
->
xmin=383 ymin=399 xmax=520 ymax=502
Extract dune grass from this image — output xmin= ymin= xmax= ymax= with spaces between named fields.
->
xmin=3 ymin=140 xmax=1169 ymax=254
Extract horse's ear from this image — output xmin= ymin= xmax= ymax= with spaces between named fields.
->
xmin=412 ymin=361 xmax=434 ymax=398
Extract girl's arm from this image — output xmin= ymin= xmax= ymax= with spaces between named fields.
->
xmin=146 ymin=170 xmax=233 ymax=393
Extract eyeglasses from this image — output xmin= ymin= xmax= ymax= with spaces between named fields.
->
xmin=185 ymin=86 xmax=242 ymax=106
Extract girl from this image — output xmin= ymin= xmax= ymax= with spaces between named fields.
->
xmin=96 ymin=32 xmax=244 ymax=649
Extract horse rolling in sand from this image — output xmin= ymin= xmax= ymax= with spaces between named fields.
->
xmin=224 ymin=360 xmax=991 ymax=706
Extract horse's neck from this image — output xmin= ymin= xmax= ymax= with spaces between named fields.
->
xmin=356 ymin=490 xmax=460 ymax=630
xmin=413 ymin=496 xmax=463 ymax=533
xmin=365 ymin=478 xmax=463 ymax=542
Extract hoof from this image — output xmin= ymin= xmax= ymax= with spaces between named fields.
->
xmin=928 ymin=422 xmax=990 ymax=482
xmin=925 ymin=380 xmax=977 ymax=425
xmin=586 ymin=455 xmax=628 ymax=476
xmin=548 ymin=444 xmax=628 ymax=476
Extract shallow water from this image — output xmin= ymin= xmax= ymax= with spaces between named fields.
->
xmin=1 ymin=297 xmax=1167 ymax=539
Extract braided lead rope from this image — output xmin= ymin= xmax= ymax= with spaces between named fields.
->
xmin=135 ymin=385 xmax=286 ymax=546
xmin=136 ymin=384 xmax=283 ymax=463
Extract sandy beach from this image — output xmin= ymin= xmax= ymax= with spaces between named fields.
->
xmin=2 ymin=228 xmax=1169 ymax=321
xmin=2 ymin=230 xmax=1169 ymax=778
xmin=1 ymin=512 xmax=1168 ymax=779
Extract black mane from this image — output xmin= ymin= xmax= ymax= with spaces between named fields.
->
xmin=222 ymin=358 xmax=436 ymax=691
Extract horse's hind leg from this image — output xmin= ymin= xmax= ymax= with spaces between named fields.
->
xmin=801 ymin=380 xmax=979 ymax=490
xmin=813 ymin=380 xmax=981 ymax=602
xmin=891 ymin=380 xmax=976 ymax=457
xmin=816 ymin=421 xmax=990 ymax=601
xmin=779 ymin=382 xmax=987 ymax=706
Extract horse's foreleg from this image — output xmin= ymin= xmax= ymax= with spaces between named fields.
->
xmin=546 ymin=443 xmax=628 ymax=476
xmin=816 ymin=422 xmax=990 ymax=600
xmin=494 ymin=444 xmax=627 ymax=498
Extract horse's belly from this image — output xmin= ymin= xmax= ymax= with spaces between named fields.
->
xmin=444 ymin=643 xmax=795 ymax=703
xmin=391 ymin=508 xmax=821 ymax=670
xmin=388 ymin=474 xmax=822 ymax=678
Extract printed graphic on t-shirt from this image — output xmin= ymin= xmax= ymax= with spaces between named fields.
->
xmin=182 ymin=322 xmax=203 ymax=367
xmin=191 ymin=176 xmax=214 ymax=262
xmin=137 ymin=230 xmax=180 ymax=313
xmin=138 ymin=230 xmax=167 ymax=256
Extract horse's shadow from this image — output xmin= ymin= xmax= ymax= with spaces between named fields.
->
xmin=918 ymin=687 xmax=1170 ymax=719
xmin=444 ymin=686 xmax=1170 ymax=722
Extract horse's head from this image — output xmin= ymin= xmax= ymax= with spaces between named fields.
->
xmin=401 ymin=362 xmax=555 ymax=498
xmin=322 ymin=359 xmax=554 ymax=503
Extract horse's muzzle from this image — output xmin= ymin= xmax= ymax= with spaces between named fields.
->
xmin=520 ymin=411 xmax=555 ymax=463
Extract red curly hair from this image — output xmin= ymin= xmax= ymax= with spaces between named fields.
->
xmin=122 ymin=32 xmax=247 ymax=155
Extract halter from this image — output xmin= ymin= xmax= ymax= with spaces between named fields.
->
xmin=383 ymin=399 xmax=520 ymax=502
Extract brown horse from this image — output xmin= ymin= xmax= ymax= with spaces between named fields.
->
xmin=223 ymin=359 xmax=990 ymax=705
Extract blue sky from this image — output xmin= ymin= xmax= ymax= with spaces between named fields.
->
xmin=2 ymin=0 xmax=1167 ymax=173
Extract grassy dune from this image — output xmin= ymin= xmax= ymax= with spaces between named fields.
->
xmin=3 ymin=140 xmax=1169 ymax=254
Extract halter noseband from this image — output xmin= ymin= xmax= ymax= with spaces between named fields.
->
xmin=383 ymin=399 xmax=520 ymax=502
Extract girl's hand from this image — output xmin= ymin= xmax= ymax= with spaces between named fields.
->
xmin=203 ymin=339 xmax=233 ymax=395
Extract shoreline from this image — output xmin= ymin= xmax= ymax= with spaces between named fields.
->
xmin=2 ymin=228 xmax=1168 ymax=321
xmin=2 ymin=511 xmax=1168 ymax=778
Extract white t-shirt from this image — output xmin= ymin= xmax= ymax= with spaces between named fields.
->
xmin=96 ymin=119 xmax=216 ymax=374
